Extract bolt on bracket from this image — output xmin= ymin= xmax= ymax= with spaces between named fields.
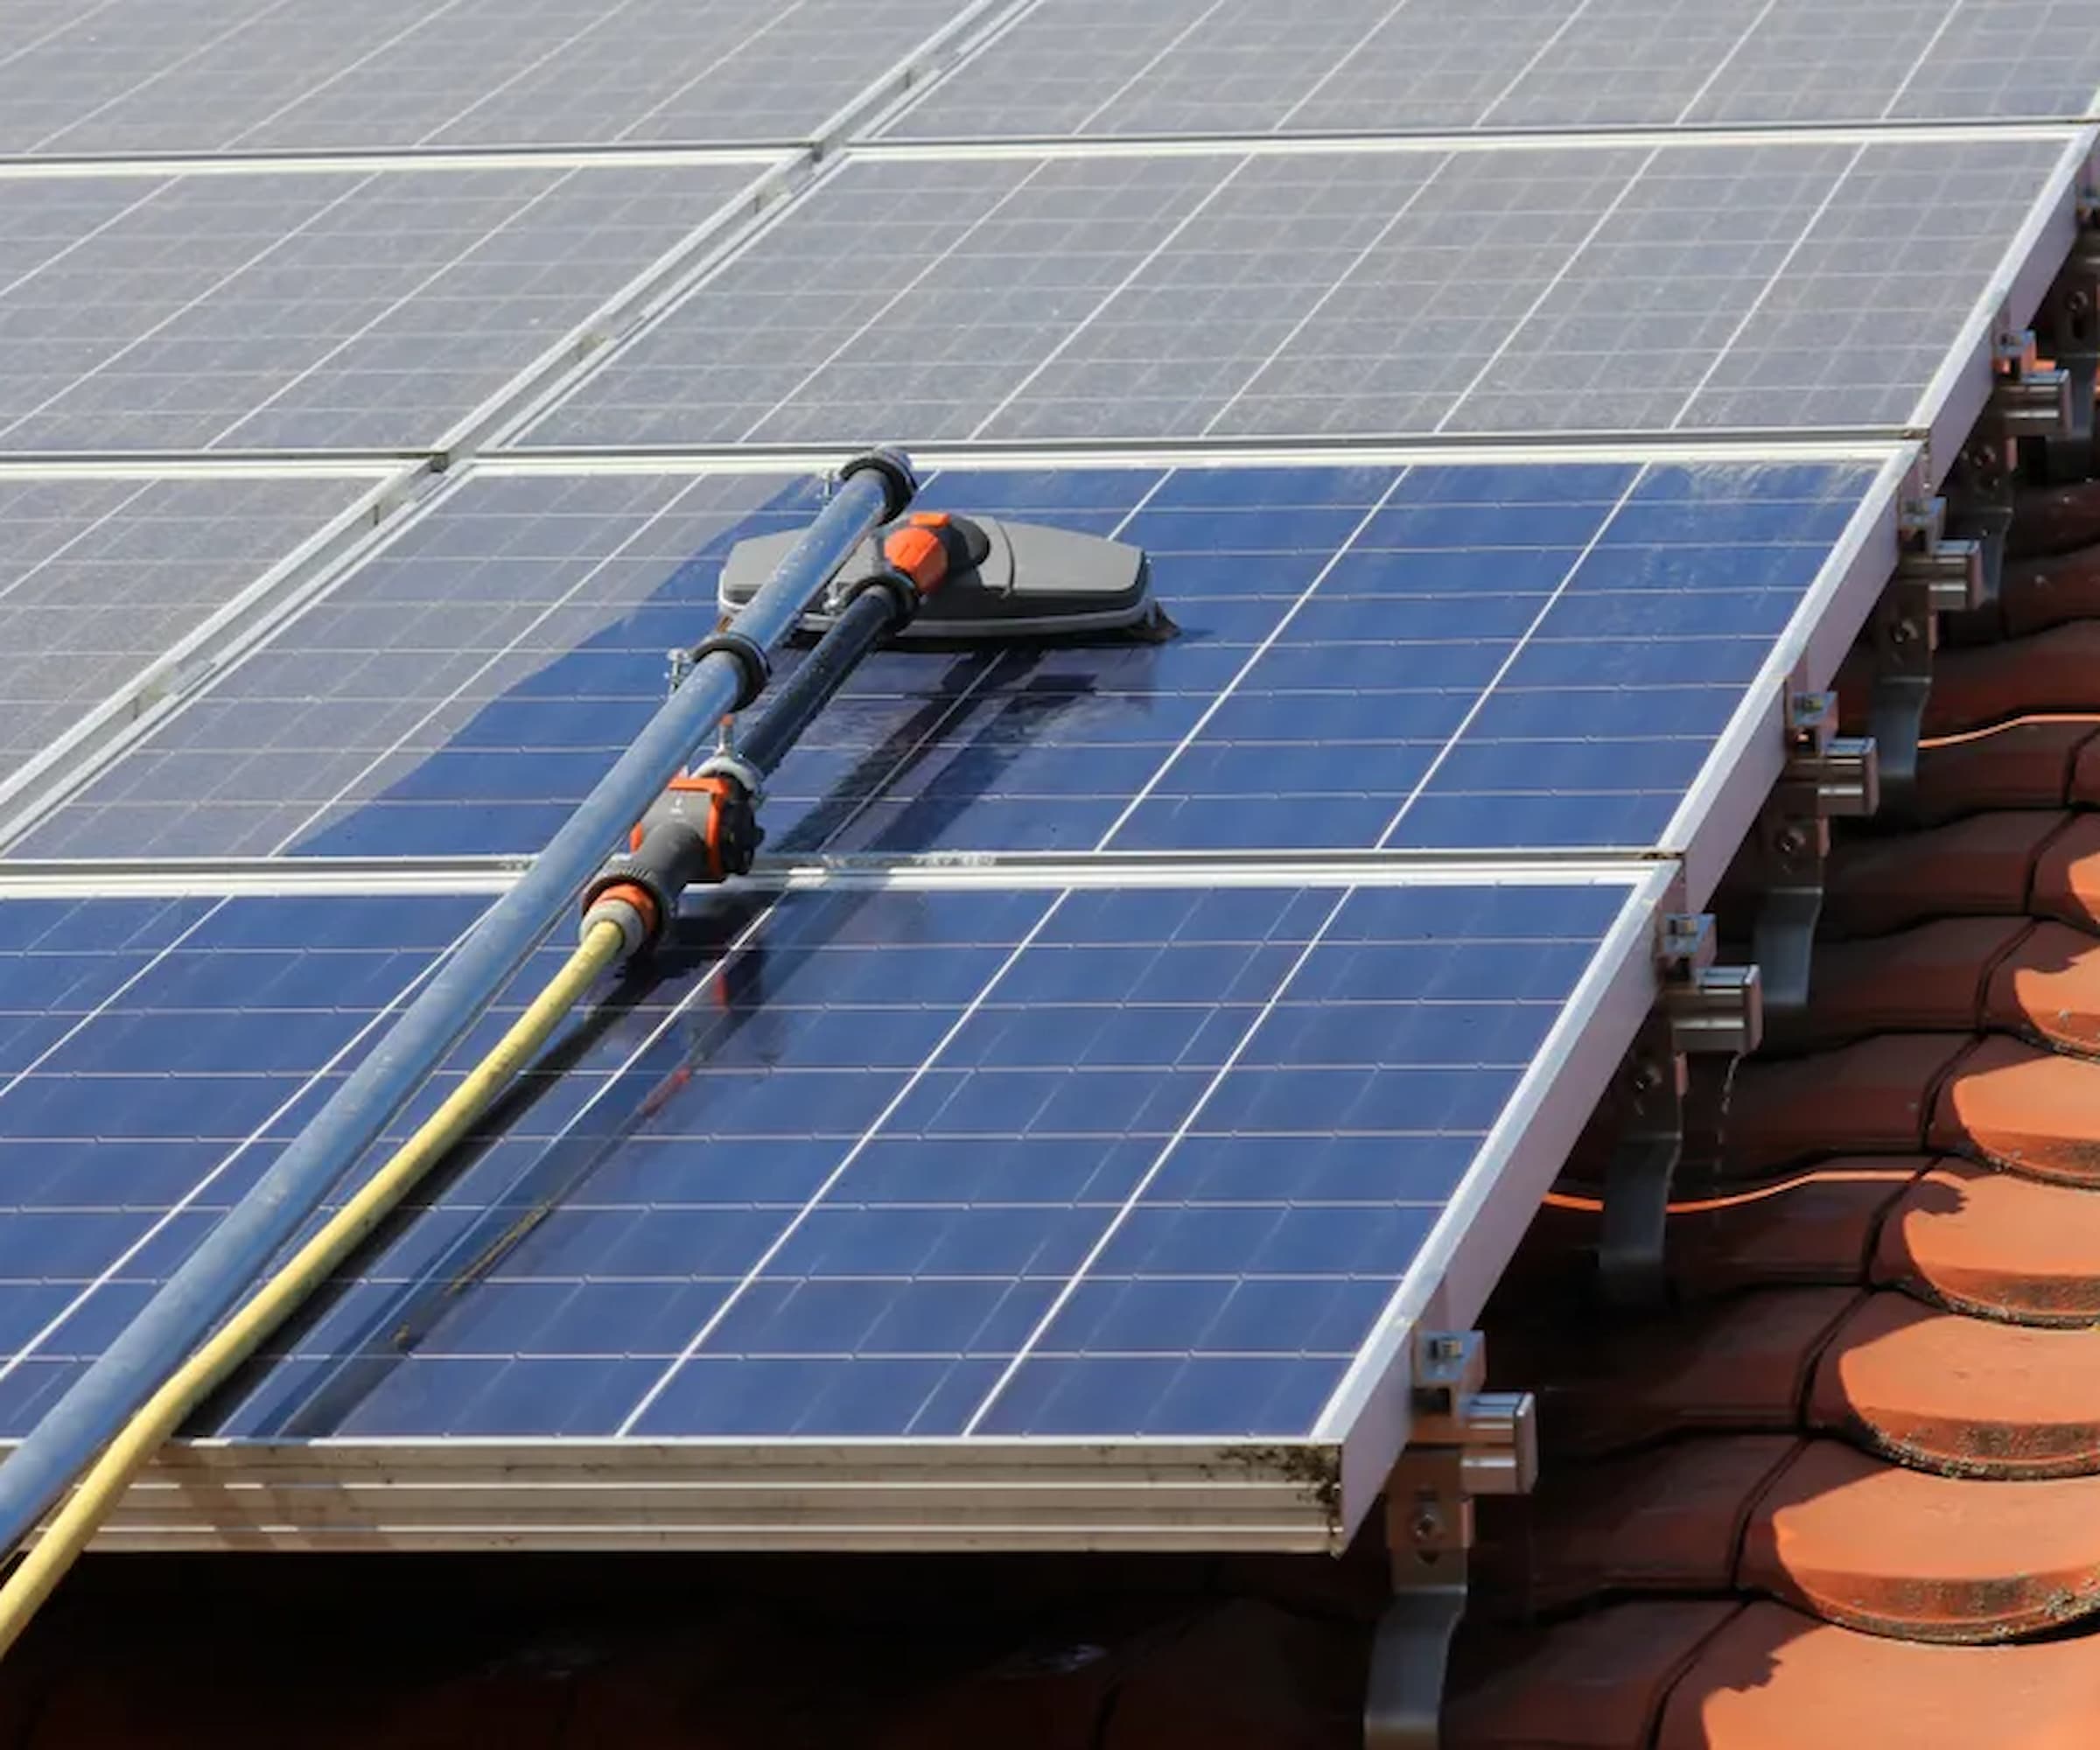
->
xmin=1862 ymin=567 xmax=1940 ymax=819
xmin=1984 ymin=327 xmax=2073 ymax=441
xmin=1898 ymin=497 xmax=1985 ymax=615
xmin=1593 ymin=917 xmax=1759 ymax=1307
xmin=1740 ymin=689 xmax=1877 ymax=1018
xmin=1942 ymin=436 xmax=2019 ymax=619
xmin=1364 ymin=1331 xmax=1537 ymax=1750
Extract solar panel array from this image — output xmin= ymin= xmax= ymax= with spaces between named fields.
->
xmin=0 ymin=3 xmax=2093 ymax=1550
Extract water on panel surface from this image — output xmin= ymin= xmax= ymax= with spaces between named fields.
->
xmin=0 ymin=878 xmax=1637 ymax=1441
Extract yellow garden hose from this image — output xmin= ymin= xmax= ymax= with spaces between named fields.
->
xmin=0 ymin=918 xmax=626 ymax=1658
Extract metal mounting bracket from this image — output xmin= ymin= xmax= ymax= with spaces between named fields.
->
xmin=2036 ymin=198 xmax=2099 ymax=474
xmin=1744 ymin=689 xmax=1878 ymax=1017
xmin=1594 ymin=917 xmax=1760 ymax=1306
xmin=1984 ymin=327 xmax=2074 ymax=441
xmin=1942 ymin=438 xmax=2019 ymax=623
xmin=1862 ymin=565 xmax=1940 ymax=819
xmin=1897 ymin=498 xmax=1985 ymax=616
xmin=1364 ymin=1332 xmax=1537 ymax=1750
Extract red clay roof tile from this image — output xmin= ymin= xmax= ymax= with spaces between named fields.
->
xmin=1823 ymin=810 xmax=2066 ymax=934
xmin=1928 ymin=623 xmax=2100 ymax=734
xmin=1445 ymin=1602 xmax=1740 ymax=1750
xmin=1810 ymin=1292 xmax=2100 ymax=1479
xmin=1658 ymin=1600 xmax=2100 ymax=1749
xmin=1723 ymin=1035 xmax=1964 ymax=1172
xmin=2006 ymin=479 xmax=2100 ymax=557
xmin=1872 ymin=1158 xmax=2100 ymax=1322
xmin=1490 ymin=1436 xmax=1798 ymax=1610
xmin=1516 ymin=1288 xmax=1859 ymax=1458
xmin=1802 ymin=917 xmax=2029 ymax=1041
xmin=1741 ymin=1438 xmax=2100 ymax=1641
xmin=1914 ymin=717 xmax=2100 ymax=820
xmin=1927 ymin=1033 xmax=2100 ymax=1180
xmin=2001 ymin=543 xmax=2100 ymax=636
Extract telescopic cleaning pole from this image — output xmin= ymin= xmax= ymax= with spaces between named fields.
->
xmin=0 ymin=448 xmax=916 ymax=1565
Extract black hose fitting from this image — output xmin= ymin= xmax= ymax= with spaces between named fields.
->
xmin=837 ymin=566 xmax=924 ymax=626
xmin=838 ymin=447 xmax=919 ymax=522
xmin=685 ymin=630 xmax=771 ymax=711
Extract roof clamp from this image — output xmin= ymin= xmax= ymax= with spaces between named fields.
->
xmin=2035 ymin=189 xmax=2100 ymax=466
xmin=1896 ymin=497 xmax=1985 ymax=617
xmin=1364 ymin=1331 xmax=1536 ymax=1750
xmin=1942 ymin=436 xmax=2019 ymax=620
xmin=1592 ymin=915 xmax=1760 ymax=1309
xmin=1984 ymin=327 xmax=2074 ymax=443
xmin=1853 ymin=538 xmax=1953 ymax=822
xmin=1727 ymin=689 xmax=1878 ymax=1020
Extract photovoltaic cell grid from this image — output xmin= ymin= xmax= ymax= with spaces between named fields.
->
xmin=0 ymin=0 xmax=976 ymax=154
xmin=0 ymin=878 xmax=1642 ymax=1443
xmin=0 ymin=160 xmax=766 ymax=455
xmin=10 ymin=458 xmax=1889 ymax=864
xmin=524 ymin=136 xmax=2075 ymax=447
xmin=0 ymin=472 xmax=380 ymax=787
xmin=885 ymin=0 xmax=2100 ymax=138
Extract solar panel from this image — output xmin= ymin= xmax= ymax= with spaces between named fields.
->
xmin=0 ymin=469 xmax=390 ymax=802
xmin=0 ymin=160 xmax=775 ymax=455
xmin=883 ymin=0 xmax=2100 ymax=138
xmin=0 ymin=866 xmax=1665 ymax=1542
xmin=10 ymin=457 xmax=1901 ymax=895
xmin=519 ymin=135 xmax=2083 ymax=448
xmin=0 ymin=0 xmax=2088 ymax=1570
xmin=0 ymin=0 xmax=976 ymax=154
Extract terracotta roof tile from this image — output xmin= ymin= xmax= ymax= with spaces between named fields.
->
xmin=1928 ymin=1033 xmax=2100 ymax=1180
xmin=1722 ymin=1035 xmax=1964 ymax=1172
xmin=1801 ymin=917 xmax=2029 ymax=1040
xmin=1808 ymin=1292 xmax=2100 ymax=1479
xmin=1928 ymin=623 xmax=2100 ymax=734
xmin=1486 ymin=1436 xmax=1798 ymax=1610
xmin=1913 ymin=717 xmax=2100 ymax=821
xmin=1658 ymin=1600 xmax=2100 ymax=1750
xmin=1445 ymin=1603 xmax=1740 ymax=1750
xmin=1872 ymin=1158 xmax=2100 ymax=1322
xmin=2005 ymin=478 xmax=2100 ymax=557
xmin=1822 ymin=810 xmax=2068 ymax=934
xmin=2000 ymin=543 xmax=2100 ymax=637
xmin=1742 ymin=1438 xmax=2100 ymax=1641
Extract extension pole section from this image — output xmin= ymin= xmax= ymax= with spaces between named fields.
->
xmin=0 ymin=449 xmax=916 ymax=1558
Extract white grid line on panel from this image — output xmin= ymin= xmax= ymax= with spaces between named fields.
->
xmin=0 ymin=914 xmax=479 ymax=1389
xmin=960 ymin=466 xmax=1648 ymax=1429
xmin=964 ymin=154 xmax=1256 ymax=438
xmin=1268 ymin=0 xmax=1418 ymax=135
xmin=214 ymin=0 xmax=484 ymax=154
xmin=23 ymin=0 xmax=303 ymax=156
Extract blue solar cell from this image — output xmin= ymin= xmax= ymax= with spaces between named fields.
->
xmin=12 ymin=458 xmax=1888 ymax=864
xmin=0 ymin=877 xmax=1639 ymax=1444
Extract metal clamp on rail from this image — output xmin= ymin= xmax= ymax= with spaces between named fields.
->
xmin=1596 ymin=914 xmax=1760 ymax=1307
xmin=1984 ymin=328 xmax=2074 ymax=441
xmin=1364 ymin=1330 xmax=1537 ymax=1750
xmin=1897 ymin=496 xmax=1985 ymax=615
